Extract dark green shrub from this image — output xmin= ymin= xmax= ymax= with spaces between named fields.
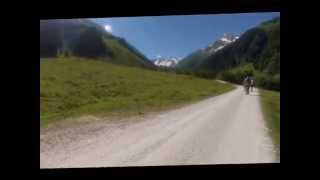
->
xmin=219 ymin=63 xmax=279 ymax=91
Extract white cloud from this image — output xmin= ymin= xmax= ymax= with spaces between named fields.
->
xmin=156 ymin=55 xmax=162 ymax=58
xmin=104 ymin=24 xmax=112 ymax=33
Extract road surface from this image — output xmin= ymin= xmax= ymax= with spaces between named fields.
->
xmin=40 ymin=85 xmax=276 ymax=168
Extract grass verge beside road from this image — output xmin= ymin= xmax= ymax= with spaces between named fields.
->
xmin=259 ymin=89 xmax=280 ymax=160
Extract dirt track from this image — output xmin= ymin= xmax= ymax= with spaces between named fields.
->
xmin=40 ymin=86 xmax=276 ymax=168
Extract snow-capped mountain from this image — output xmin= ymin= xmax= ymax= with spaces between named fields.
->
xmin=204 ymin=33 xmax=239 ymax=54
xmin=153 ymin=56 xmax=180 ymax=67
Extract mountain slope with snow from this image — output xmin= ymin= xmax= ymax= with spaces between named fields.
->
xmin=153 ymin=57 xmax=180 ymax=68
xmin=177 ymin=33 xmax=239 ymax=70
xmin=177 ymin=17 xmax=280 ymax=76
xmin=205 ymin=33 xmax=239 ymax=54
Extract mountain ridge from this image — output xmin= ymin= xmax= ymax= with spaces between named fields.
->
xmin=177 ymin=17 xmax=280 ymax=75
xmin=40 ymin=19 xmax=154 ymax=68
xmin=178 ymin=32 xmax=239 ymax=70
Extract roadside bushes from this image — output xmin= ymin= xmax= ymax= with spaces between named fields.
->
xmin=176 ymin=62 xmax=279 ymax=91
xmin=254 ymin=71 xmax=280 ymax=91
xmin=219 ymin=63 xmax=280 ymax=91
xmin=219 ymin=64 xmax=255 ymax=84
xmin=270 ymin=74 xmax=280 ymax=91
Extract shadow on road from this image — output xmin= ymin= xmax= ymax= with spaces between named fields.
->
xmin=249 ymin=94 xmax=260 ymax=96
xmin=247 ymin=91 xmax=260 ymax=96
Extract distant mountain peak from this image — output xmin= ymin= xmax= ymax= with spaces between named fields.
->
xmin=205 ymin=33 xmax=239 ymax=54
xmin=153 ymin=56 xmax=179 ymax=68
xmin=220 ymin=33 xmax=238 ymax=43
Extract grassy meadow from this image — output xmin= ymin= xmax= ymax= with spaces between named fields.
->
xmin=40 ymin=57 xmax=234 ymax=126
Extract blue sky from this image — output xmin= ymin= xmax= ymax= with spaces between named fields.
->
xmin=92 ymin=12 xmax=280 ymax=60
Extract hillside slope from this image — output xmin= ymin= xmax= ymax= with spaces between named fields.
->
xmin=178 ymin=50 xmax=210 ymax=70
xmin=40 ymin=57 xmax=234 ymax=126
xmin=40 ymin=19 xmax=153 ymax=68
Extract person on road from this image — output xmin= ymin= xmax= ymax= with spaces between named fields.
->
xmin=243 ymin=76 xmax=250 ymax=95
xmin=250 ymin=77 xmax=255 ymax=92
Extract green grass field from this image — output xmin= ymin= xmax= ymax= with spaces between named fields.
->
xmin=259 ymin=89 xmax=280 ymax=159
xmin=40 ymin=57 xmax=235 ymax=126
